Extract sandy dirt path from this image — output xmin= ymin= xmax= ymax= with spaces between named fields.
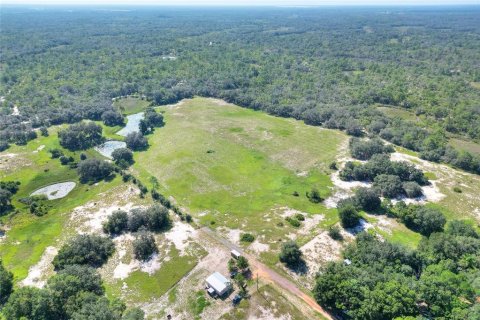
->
xmin=200 ymin=227 xmax=333 ymax=320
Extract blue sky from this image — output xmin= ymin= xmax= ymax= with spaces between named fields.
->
xmin=3 ymin=0 xmax=479 ymax=6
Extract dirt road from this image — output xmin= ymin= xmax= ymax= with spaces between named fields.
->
xmin=200 ymin=227 xmax=333 ymax=320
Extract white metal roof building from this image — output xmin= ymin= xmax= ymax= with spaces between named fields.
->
xmin=205 ymin=272 xmax=232 ymax=296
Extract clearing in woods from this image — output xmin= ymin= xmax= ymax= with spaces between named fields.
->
xmin=134 ymin=98 xmax=346 ymax=248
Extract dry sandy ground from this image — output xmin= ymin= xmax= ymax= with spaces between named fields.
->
xmin=0 ymin=152 xmax=32 ymax=176
xmin=325 ymin=140 xmax=448 ymax=209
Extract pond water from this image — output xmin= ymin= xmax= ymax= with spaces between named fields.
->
xmin=31 ymin=182 xmax=76 ymax=200
xmin=94 ymin=140 xmax=127 ymax=159
xmin=116 ymin=112 xmax=144 ymax=137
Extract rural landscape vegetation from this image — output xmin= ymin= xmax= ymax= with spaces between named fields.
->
xmin=1 ymin=3 xmax=480 ymax=320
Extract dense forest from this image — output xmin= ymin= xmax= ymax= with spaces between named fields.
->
xmin=1 ymin=6 xmax=480 ymax=172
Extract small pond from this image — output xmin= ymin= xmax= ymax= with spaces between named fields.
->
xmin=94 ymin=140 xmax=127 ymax=159
xmin=31 ymin=182 xmax=76 ymax=200
xmin=116 ymin=112 xmax=144 ymax=137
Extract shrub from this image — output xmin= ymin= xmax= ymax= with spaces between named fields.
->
xmin=39 ymin=126 xmax=49 ymax=137
xmin=306 ymin=188 xmax=323 ymax=203
xmin=58 ymin=122 xmax=105 ymax=151
xmin=111 ymin=147 xmax=134 ymax=168
xmin=0 ymin=189 xmax=13 ymax=214
xmin=127 ymin=208 xmax=149 ymax=232
xmin=453 ymin=186 xmax=462 ymax=193
xmin=125 ymin=132 xmax=148 ymax=151
xmin=59 ymin=155 xmax=74 ymax=165
xmin=328 ymin=225 xmax=343 ymax=241
xmin=185 ymin=214 xmax=192 ymax=223
xmin=103 ymin=210 xmax=129 ymax=235
xmin=295 ymin=213 xmax=305 ymax=221
xmin=338 ymin=204 xmax=361 ymax=228
xmin=29 ymin=195 xmax=49 ymax=216
xmin=101 ymin=110 xmax=124 ymax=126
xmin=0 ymin=259 xmax=13 ymax=304
xmin=2 ymin=287 xmax=54 ymax=320
xmin=49 ymin=148 xmax=64 ymax=159
xmin=402 ymin=206 xmax=446 ymax=236
xmin=53 ymin=234 xmax=115 ymax=270
xmin=349 ymin=137 xmax=394 ymax=160
xmin=145 ymin=204 xmax=170 ymax=231
xmin=373 ymin=174 xmax=404 ymax=198
xmin=0 ymin=181 xmax=20 ymax=194
xmin=80 ymin=153 xmax=87 ymax=160
xmin=285 ymin=217 xmax=301 ymax=228
xmin=329 ymin=161 xmax=338 ymax=170
xmin=403 ymin=181 xmax=423 ymax=198
xmin=0 ymin=141 xmax=9 ymax=152
xmin=133 ymin=232 xmax=158 ymax=261
xmin=446 ymin=220 xmax=478 ymax=239
xmin=279 ymin=241 xmax=303 ymax=267
xmin=77 ymin=158 xmax=114 ymax=183
xmin=240 ymin=233 xmax=255 ymax=243
xmin=354 ymin=187 xmax=381 ymax=211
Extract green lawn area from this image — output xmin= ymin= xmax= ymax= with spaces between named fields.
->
xmin=105 ymin=246 xmax=205 ymax=305
xmin=134 ymin=97 xmax=346 ymax=236
xmin=449 ymin=137 xmax=480 ymax=157
xmin=113 ymin=96 xmax=151 ymax=115
xmin=0 ymin=129 xmax=122 ymax=281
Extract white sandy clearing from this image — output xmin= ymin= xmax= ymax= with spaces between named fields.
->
xmin=12 ymin=105 xmax=20 ymax=116
xmin=300 ymin=231 xmax=343 ymax=285
xmin=21 ymin=246 xmax=58 ymax=288
xmin=346 ymin=219 xmax=374 ymax=235
xmin=249 ymin=240 xmax=270 ymax=253
xmin=31 ymin=182 xmax=76 ymax=200
xmin=251 ymin=306 xmax=293 ymax=320
xmin=164 ymin=221 xmax=197 ymax=255
xmin=220 ymin=227 xmax=242 ymax=245
xmin=299 ymin=214 xmax=324 ymax=235
xmin=32 ymin=145 xmax=45 ymax=153
xmin=71 ymin=202 xmax=136 ymax=234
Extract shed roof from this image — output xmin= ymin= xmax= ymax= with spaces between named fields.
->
xmin=206 ymin=272 xmax=230 ymax=293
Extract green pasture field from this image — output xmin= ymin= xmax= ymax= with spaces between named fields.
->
xmin=134 ymin=97 xmax=347 ymax=241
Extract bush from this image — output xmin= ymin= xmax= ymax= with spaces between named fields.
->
xmin=349 ymin=137 xmax=394 ymax=160
xmin=329 ymin=161 xmax=338 ymax=170
xmin=240 ymin=233 xmax=255 ymax=243
xmin=127 ymin=208 xmax=149 ymax=232
xmin=59 ymin=155 xmax=74 ymax=165
xmin=446 ymin=220 xmax=478 ymax=238
xmin=39 ymin=126 xmax=49 ymax=137
xmin=103 ymin=210 xmax=129 ymax=235
xmin=58 ymin=122 xmax=105 ymax=151
xmin=133 ymin=232 xmax=158 ymax=261
xmin=285 ymin=217 xmax=301 ymax=227
xmin=0 ymin=189 xmax=13 ymax=214
xmin=2 ymin=287 xmax=54 ymax=320
xmin=77 ymin=158 xmax=114 ymax=183
xmin=53 ymin=234 xmax=115 ymax=270
xmin=295 ymin=213 xmax=305 ymax=221
xmin=145 ymin=204 xmax=170 ymax=231
xmin=373 ymin=174 xmax=404 ymax=198
xmin=80 ymin=153 xmax=87 ymax=160
xmin=111 ymin=147 xmax=134 ymax=168
xmin=0 ymin=141 xmax=9 ymax=152
xmin=402 ymin=206 xmax=446 ymax=236
xmin=0 ymin=181 xmax=20 ymax=194
xmin=0 ymin=259 xmax=13 ymax=304
xmin=49 ymin=148 xmax=64 ymax=159
xmin=29 ymin=195 xmax=49 ymax=216
xmin=125 ymin=132 xmax=148 ymax=151
xmin=402 ymin=181 xmax=423 ymax=198
xmin=101 ymin=110 xmax=124 ymax=126
xmin=453 ymin=186 xmax=462 ymax=193
xmin=279 ymin=241 xmax=303 ymax=267
xmin=306 ymin=188 xmax=323 ymax=203
xmin=328 ymin=225 xmax=343 ymax=241
xmin=338 ymin=204 xmax=361 ymax=228
xmin=354 ymin=187 xmax=381 ymax=211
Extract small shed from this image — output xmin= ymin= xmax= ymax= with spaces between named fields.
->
xmin=206 ymin=272 xmax=232 ymax=296
xmin=231 ymin=249 xmax=241 ymax=259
